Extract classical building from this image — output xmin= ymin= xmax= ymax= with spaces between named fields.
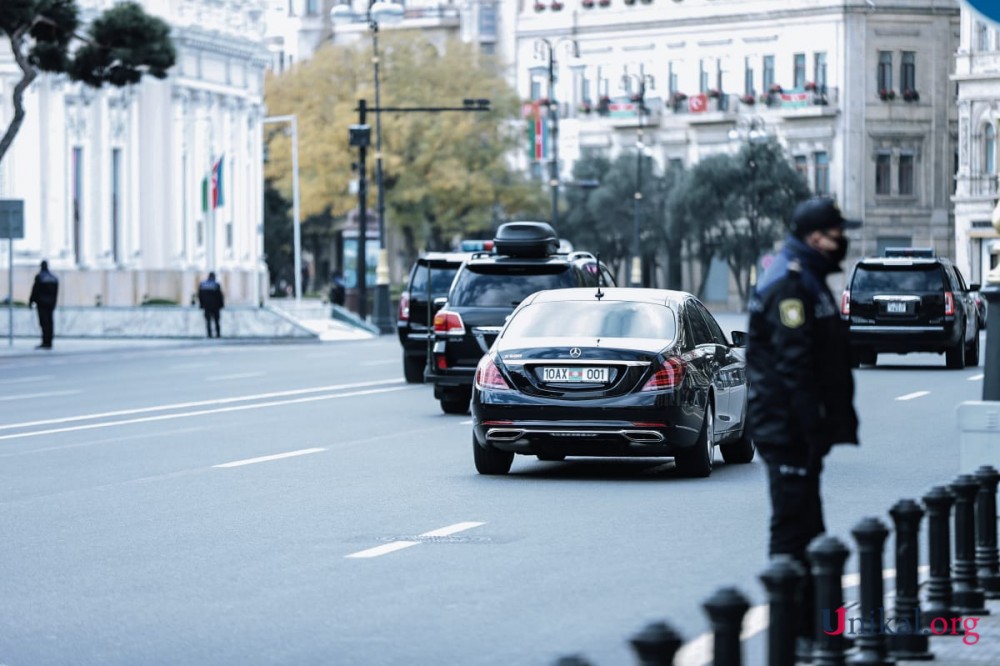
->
xmin=0 ymin=0 xmax=271 ymax=307
xmin=953 ymin=5 xmax=1000 ymax=285
xmin=517 ymin=0 xmax=960 ymax=293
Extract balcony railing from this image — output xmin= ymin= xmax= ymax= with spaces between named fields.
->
xmin=964 ymin=174 xmax=999 ymax=198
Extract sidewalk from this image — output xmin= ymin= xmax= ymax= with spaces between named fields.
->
xmin=894 ymin=596 xmax=1000 ymax=665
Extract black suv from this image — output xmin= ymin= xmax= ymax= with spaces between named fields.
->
xmin=397 ymin=251 xmax=473 ymax=383
xmin=426 ymin=222 xmax=614 ymax=414
xmin=841 ymin=248 xmax=981 ymax=369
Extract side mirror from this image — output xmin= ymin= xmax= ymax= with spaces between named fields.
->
xmin=969 ymin=283 xmax=981 ymax=292
xmin=433 ymin=297 xmax=448 ymax=310
xmin=730 ymin=330 xmax=748 ymax=348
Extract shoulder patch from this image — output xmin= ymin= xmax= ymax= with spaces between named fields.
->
xmin=779 ymin=298 xmax=806 ymax=328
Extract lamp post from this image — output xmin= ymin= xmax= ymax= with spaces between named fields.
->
xmin=332 ymin=1 xmax=403 ymax=330
xmin=263 ymin=114 xmax=302 ymax=303
xmin=624 ymin=72 xmax=654 ymax=287
xmin=530 ymin=37 xmax=580 ymax=230
xmin=983 ymin=204 xmax=1000 ymax=400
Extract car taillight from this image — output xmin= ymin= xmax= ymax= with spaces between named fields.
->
xmin=641 ymin=358 xmax=686 ymax=391
xmin=433 ymin=311 xmax=466 ymax=335
xmin=475 ymin=356 xmax=510 ymax=390
xmin=840 ymin=290 xmax=850 ymax=316
xmin=398 ymin=292 xmax=410 ymax=321
xmin=944 ymin=291 xmax=955 ymax=316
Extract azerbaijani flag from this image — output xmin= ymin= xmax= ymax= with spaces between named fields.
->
xmin=201 ymin=156 xmax=224 ymax=211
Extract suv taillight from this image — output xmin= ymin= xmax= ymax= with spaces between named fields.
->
xmin=840 ymin=290 xmax=850 ymax=316
xmin=944 ymin=292 xmax=955 ymax=316
xmin=433 ymin=311 xmax=466 ymax=335
xmin=398 ymin=292 xmax=410 ymax=321
xmin=475 ymin=356 xmax=510 ymax=390
xmin=641 ymin=358 xmax=686 ymax=391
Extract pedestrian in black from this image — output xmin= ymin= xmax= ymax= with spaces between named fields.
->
xmin=746 ymin=198 xmax=861 ymax=656
xmin=28 ymin=260 xmax=59 ymax=349
xmin=329 ymin=271 xmax=346 ymax=307
xmin=198 ymin=272 xmax=224 ymax=338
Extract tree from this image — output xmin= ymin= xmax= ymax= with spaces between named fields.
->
xmin=0 ymin=1 xmax=176 ymax=165
xmin=262 ymin=180 xmax=293 ymax=293
xmin=264 ymin=34 xmax=545 ymax=268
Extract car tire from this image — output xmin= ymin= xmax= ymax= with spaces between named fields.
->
xmin=474 ymin=435 xmax=514 ymax=475
xmin=403 ymin=355 xmax=426 ymax=384
xmin=674 ymin=404 xmax=714 ymax=478
xmin=721 ymin=429 xmax=755 ymax=464
xmin=440 ymin=397 xmax=470 ymax=415
xmin=946 ymin=336 xmax=967 ymax=370
xmin=851 ymin=347 xmax=876 ymax=368
xmin=965 ymin=330 xmax=980 ymax=367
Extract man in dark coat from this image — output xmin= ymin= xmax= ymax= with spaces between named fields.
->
xmin=28 ymin=260 xmax=59 ymax=349
xmin=747 ymin=198 xmax=861 ymax=655
xmin=198 ymin=272 xmax=225 ymax=338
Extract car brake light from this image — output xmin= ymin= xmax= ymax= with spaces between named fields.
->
xmin=398 ymin=292 xmax=410 ymax=321
xmin=433 ymin=311 xmax=466 ymax=335
xmin=475 ymin=356 xmax=510 ymax=390
xmin=641 ymin=358 xmax=686 ymax=391
xmin=840 ymin=290 xmax=850 ymax=316
xmin=944 ymin=292 xmax=955 ymax=316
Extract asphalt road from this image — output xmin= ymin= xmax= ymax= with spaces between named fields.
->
xmin=0 ymin=317 xmax=989 ymax=666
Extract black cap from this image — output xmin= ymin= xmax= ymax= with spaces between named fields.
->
xmin=790 ymin=198 xmax=862 ymax=238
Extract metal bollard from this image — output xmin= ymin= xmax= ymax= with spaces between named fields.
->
xmin=808 ymin=535 xmax=850 ymax=666
xmin=850 ymin=517 xmax=892 ymax=666
xmin=974 ymin=465 xmax=1000 ymax=599
xmin=702 ymin=586 xmax=750 ymax=666
xmin=922 ymin=485 xmax=964 ymax=633
xmin=951 ymin=474 xmax=990 ymax=616
xmin=887 ymin=499 xmax=933 ymax=660
xmin=629 ymin=621 xmax=683 ymax=666
xmin=758 ymin=556 xmax=804 ymax=666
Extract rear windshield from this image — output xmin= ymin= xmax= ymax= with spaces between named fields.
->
xmin=852 ymin=264 xmax=945 ymax=292
xmin=409 ymin=264 xmax=460 ymax=299
xmin=503 ymin=300 xmax=677 ymax=340
xmin=449 ymin=265 xmax=576 ymax=307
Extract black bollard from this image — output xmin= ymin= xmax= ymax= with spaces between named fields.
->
xmin=922 ymin=485 xmax=964 ymax=634
xmin=887 ymin=499 xmax=933 ymax=660
xmin=974 ymin=465 xmax=1000 ymax=599
xmin=850 ymin=517 xmax=892 ymax=666
xmin=553 ymin=656 xmax=596 ymax=666
xmin=629 ymin=621 xmax=684 ymax=666
xmin=759 ymin=556 xmax=804 ymax=666
xmin=808 ymin=535 xmax=850 ymax=666
xmin=702 ymin=586 xmax=750 ymax=666
xmin=950 ymin=474 xmax=990 ymax=616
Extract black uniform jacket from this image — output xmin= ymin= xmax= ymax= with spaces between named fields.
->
xmin=198 ymin=280 xmax=224 ymax=312
xmin=29 ymin=270 xmax=59 ymax=309
xmin=746 ymin=236 xmax=859 ymax=453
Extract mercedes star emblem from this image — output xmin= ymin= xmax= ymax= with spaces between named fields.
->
xmin=569 ymin=347 xmax=582 ymax=358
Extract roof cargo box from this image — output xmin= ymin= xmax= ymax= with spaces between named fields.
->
xmin=493 ymin=221 xmax=560 ymax=258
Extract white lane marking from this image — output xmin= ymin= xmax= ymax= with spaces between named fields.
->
xmin=0 ymin=375 xmax=54 ymax=385
xmin=459 ymin=419 xmax=473 ymax=425
xmin=896 ymin=391 xmax=930 ymax=401
xmin=206 ymin=371 xmax=266 ymax=381
xmin=0 ymin=386 xmax=413 ymax=441
xmin=676 ymin=565 xmax=929 ymax=666
xmin=0 ymin=390 xmax=81 ymax=402
xmin=0 ymin=426 xmax=208 ymax=457
xmin=420 ymin=522 xmax=485 ymax=537
xmin=969 ymin=374 xmax=985 ymax=381
xmin=346 ymin=542 xmax=421 ymax=559
xmin=0 ymin=379 xmax=403 ymax=432
xmin=214 ymin=447 xmax=326 ymax=468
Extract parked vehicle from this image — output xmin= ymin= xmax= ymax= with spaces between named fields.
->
xmin=470 ymin=287 xmax=753 ymax=476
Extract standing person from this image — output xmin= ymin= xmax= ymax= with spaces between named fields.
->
xmin=329 ymin=271 xmax=346 ymax=307
xmin=198 ymin=272 xmax=224 ymax=338
xmin=28 ymin=260 xmax=59 ymax=349
xmin=746 ymin=197 xmax=861 ymax=656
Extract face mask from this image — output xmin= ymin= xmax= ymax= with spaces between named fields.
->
xmin=828 ymin=236 xmax=849 ymax=263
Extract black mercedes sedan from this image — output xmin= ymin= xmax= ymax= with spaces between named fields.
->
xmin=471 ymin=288 xmax=754 ymax=477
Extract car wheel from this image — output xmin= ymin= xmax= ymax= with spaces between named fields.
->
xmin=440 ymin=397 xmax=470 ymax=415
xmin=946 ymin=336 xmax=967 ymax=370
xmin=965 ymin=330 xmax=980 ymax=367
xmin=403 ymin=355 xmax=425 ymax=384
xmin=721 ymin=429 xmax=756 ymax=464
xmin=851 ymin=347 xmax=876 ymax=368
xmin=473 ymin=435 xmax=514 ymax=475
xmin=674 ymin=404 xmax=714 ymax=478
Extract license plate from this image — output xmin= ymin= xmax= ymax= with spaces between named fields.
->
xmin=887 ymin=301 xmax=907 ymax=314
xmin=542 ymin=367 xmax=609 ymax=383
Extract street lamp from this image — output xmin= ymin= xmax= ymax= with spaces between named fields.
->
xmin=332 ymin=1 xmax=403 ymax=331
xmin=263 ymin=114 xmax=302 ymax=303
xmin=530 ymin=37 xmax=580 ymax=230
xmin=624 ymin=72 xmax=654 ymax=287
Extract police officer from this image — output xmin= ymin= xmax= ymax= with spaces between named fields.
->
xmin=197 ymin=272 xmax=225 ymax=338
xmin=747 ymin=197 xmax=861 ymax=655
xmin=28 ymin=260 xmax=59 ymax=349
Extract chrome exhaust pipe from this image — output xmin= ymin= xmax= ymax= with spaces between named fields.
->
xmin=622 ymin=430 xmax=665 ymax=443
xmin=486 ymin=428 xmax=526 ymax=442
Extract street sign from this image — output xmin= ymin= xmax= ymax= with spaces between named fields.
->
xmin=0 ymin=199 xmax=24 ymax=238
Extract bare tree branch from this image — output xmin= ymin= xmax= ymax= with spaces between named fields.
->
xmin=0 ymin=27 xmax=38 ymax=164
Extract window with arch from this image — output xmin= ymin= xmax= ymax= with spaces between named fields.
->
xmin=985 ymin=123 xmax=996 ymax=175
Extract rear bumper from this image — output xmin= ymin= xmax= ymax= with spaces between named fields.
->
xmin=848 ymin=324 xmax=961 ymax=353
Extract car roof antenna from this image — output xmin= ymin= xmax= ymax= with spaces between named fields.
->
xmin=595 ymin=252 xmax=604 ymax=300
